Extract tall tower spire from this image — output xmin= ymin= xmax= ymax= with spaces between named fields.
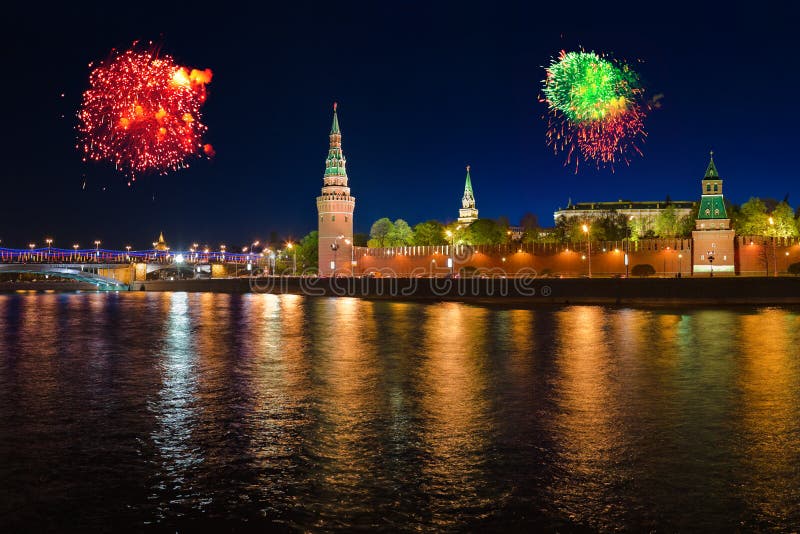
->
xmin=458 ymin=164 xmax=479 ymax=224
xmin=317 ymin=102 xmax=356 ymax=275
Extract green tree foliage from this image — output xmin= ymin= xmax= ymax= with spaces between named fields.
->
xmin=553 ymin=215 xmax=584 ymax=244
xmin=297 ymin=231 xmax=318 ymax=271
xmin=631 ymin=264 xmax=656 ymax=277
xmin=412 ymin=220 xmax=447 ymax=245
xmin=387 ymin=219 xmax=414 ymax=246
xmin=733 ymin=197 xmax=769 ymax=235
xmin=628 ymin=217 xmax=644 ymax=242
xmin=444 ymin=222 xmax=469 ymax=245
xmin=655 ymin=205 xmax=679 ymax=237
xmin=592 ymin=212 xmax=629 ymax=241
xmin=368 ymin=218 xmax=393 ymax=247
xmin=465 ymin=219 xmax=505 ymax=245
xmin=676 ymin=214 xmax=695 ymax=237
xmin=769 ymin=202 xmax=799 ymax=238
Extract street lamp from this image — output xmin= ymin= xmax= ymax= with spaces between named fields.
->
xmin=678 ymin=253 xmax=683 ymax=278
xmin=582 ymin=224 xmax=591 ymax=278
xmin=45 ymin=238 xmax=53 ymax=260
xmin=768 ymin=216 xmax=777 ymax=276
xmin=286 ymin=242 xmax=297 ymax=275
xmin=445 ymin=229 xmax=454 ymax=275
xmin=707 ymin=250 xmax=715 ymax=278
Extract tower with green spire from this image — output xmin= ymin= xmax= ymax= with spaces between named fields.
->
xmin=458 ymin=165 xmax=479 ymax=224
xmin=692 ymin=151 xmax=735 ymax=276
xmin=317 ymin=102 xmax=356 ymax=275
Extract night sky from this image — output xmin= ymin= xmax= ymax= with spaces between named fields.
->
xmin=1 ymin=2 xmax=796 ymax=250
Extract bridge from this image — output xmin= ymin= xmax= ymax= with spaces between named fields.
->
xmin=0 ymin=247 xmax=268 ymax=290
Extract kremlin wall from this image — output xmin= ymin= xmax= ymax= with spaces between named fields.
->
xmin=318 ymin=105 xmax=800 ymax=279
xmin=352 ymin=236 xmax=800 ymax=278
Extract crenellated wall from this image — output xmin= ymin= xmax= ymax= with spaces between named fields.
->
xmin=353 ymin=237 xmax=800 ymax=277
xmin=353 ymin=239 xmax=695 ymax=277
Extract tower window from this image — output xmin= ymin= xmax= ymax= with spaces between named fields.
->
xmin=320 ymin=215 xmax=324 ymax=222
xmin=714 ymin=184 xmax=718 ymax=192
xmin=332 ymin=215 xmax=335 ymax=222
xmin=345 ymin=216 xmax=349 ymax=222
xmin=706 ymin=184 xmax=711 ymax=192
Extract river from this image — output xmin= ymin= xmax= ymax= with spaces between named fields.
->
xmin=1 ymin=292 xmax=799 ymax=531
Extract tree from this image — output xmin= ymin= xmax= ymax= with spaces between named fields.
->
xmin=628 ymin=217 xmax=644 ymax=242
xmin=412 ymin=220 xmax=447 ymax=245
xmin=520 ymin=212 xmax=540 ymax=244
xmin=655 ymin=205 xmax=679 ymax=237
xmin=297 ymin=231 xmax=318 ymax=271
xmin=387 ymin=219 xmax=414 ymax=246
xmin=769 ymin=202 xmax=799 ymax=238
xmin=677 ymin=214 xmax=695 ymax=237
xmin=369 ymin=218 xmax=393 ymax=247
xmin=553 ymin=215 xmax=584 ymax=244
xmin=733 ymin=197 xmax=769 ymax=236
xmin=593 ymin=212 xmax=629 ymax=241
xmin=465 ymin=219 xmax=505 ymax=245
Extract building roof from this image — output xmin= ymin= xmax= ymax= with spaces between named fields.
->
xmin=330 ymin=102 xmax=340 ymax=134
xmin=704 ymin=151 xmax=719 ymax=179
xmin=557 ymin=200 xmax=696 ymax=212
xmin=463 ymin=165 xmax=474 ymax=199
xmin=697 ymin=195 xmax=728 ymax=219
xmin=324 ymin=103 xmax=347 ymax=178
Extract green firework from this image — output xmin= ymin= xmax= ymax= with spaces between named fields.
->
xmin=543 ymin=51 xmax=640 ymax=122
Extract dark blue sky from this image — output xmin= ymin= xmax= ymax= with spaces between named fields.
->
xmin=1 ymin=2 xmax=796 ymax=249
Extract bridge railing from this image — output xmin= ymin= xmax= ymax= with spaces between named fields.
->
xmin=0 ymin=247 xmax=264 ymax=265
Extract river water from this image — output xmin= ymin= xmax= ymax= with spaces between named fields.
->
xmin=1 ymin=292 xmax=799 ymax=531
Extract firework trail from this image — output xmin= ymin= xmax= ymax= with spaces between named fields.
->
xmin=77 ymin=44 xmax=214 ymax=181
xmin=541 ymin=50 xmax=652 ymax=172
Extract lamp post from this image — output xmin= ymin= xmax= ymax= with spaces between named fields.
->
xmin=45 ymin=238 xmax=53 ymax=260
xmin=445 ymin=229 xmax=454 ymax=276
xmin=73 ymin=244 xmax=79 ymax=262
xmin=28 ymin=243 xmax=35 ymax=262
xmin=678 ymin=253 xmax=683 ymax=278
xmin=94 ymin=240 xmax=101 ymax=262
xmin=769 ymin=216 xmax=777 ymax=276
xmin=707 ymin=250 xmax=715 ymax=277
xmin=582 ymin=224 xmax=591 ymax=278
xmin=286 ymin=242 xmax=296 ymax=275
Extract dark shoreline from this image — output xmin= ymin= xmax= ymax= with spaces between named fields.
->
xmin=5 ymin=276 xmax=800 ymax=307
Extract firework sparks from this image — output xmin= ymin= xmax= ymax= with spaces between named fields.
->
xmin=541 ymin=50 xmax=650 ymax=171
xmin=77 ymin=45 xmax=213 ymax=178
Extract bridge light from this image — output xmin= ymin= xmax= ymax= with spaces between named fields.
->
xmin=175 ymin=254 xmax=185 ymax=263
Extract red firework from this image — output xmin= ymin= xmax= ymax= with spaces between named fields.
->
xmin=77 ymin=45 xmax=213 ymax=178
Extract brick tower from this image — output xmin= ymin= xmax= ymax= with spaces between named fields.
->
xmin=317 ymin=103 xmax=355 ymax=275
xmin=692 ymin=152 xmax=735 ymax=276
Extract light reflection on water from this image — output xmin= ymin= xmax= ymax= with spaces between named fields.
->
xmin=1 ymin=293 xmax=800 ymax=531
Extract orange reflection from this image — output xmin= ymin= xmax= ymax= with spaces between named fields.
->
xmin=418 ymin=302 xmax=491 ymax=525
xmin=736 ymin=309 xmax=800 ymax=525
